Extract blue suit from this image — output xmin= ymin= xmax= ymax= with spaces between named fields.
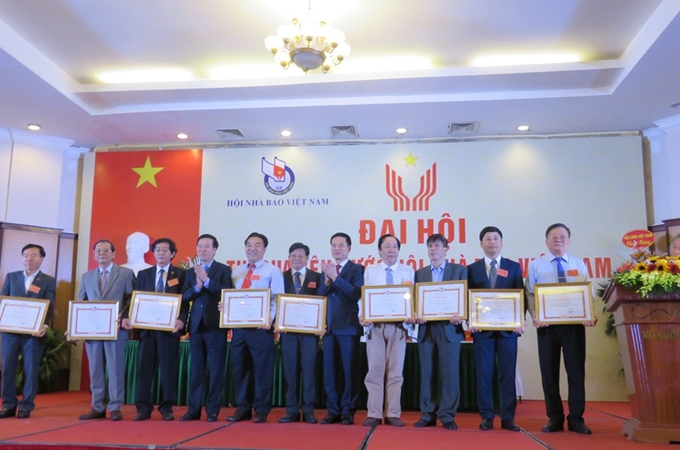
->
xmin=467 ymin=257 xmax=524 ymax=421
xmin=316 ymin=260 xmax=364 ymax=416
xmin=415 ymin=262 xmax=466 ymax=424
xmin=1 ymin=270 xmax=56 ymax=412
xmin=181 ymin=261 xmax=233 ymax=418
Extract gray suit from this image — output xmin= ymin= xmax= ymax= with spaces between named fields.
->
xmin=78 ymin=264 xmax=135 ymax=413
xmin=415 ymin=262 xmax=467 ymax=424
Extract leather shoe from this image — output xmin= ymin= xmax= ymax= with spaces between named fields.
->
xmin=501 ymin=419 xmax=521 ymax=431
xmin=303 ymin=413 xmax=317 ymax=424
xmin=110 ymin=410 xmax=123 ymax=421
xmin=163 ymin=413 xmax=174 ymax=421
xmin=479 ymin=418 xmax=493 ymax=430
xmin=133 ymin=413 xmax=150 ymax=421
xmin=341 ymin=414 xmax=354 ymax=425
xmin=414 ymin=418 xmax=436 ymax=428
xmin=542 ymin=421 xmax=564 ymax=432
xmin=0 ymin=408 xmax=17 ymax=418
xmin=278 ymin=414 xmax=300 ymax=423
xmin=253 ymin=413 xmax=268 ymax=423
xmin=206 ymin=413 xmax=218 ymax=422
xmin=320 ymin=414 xmax=341 ymax=424
xmin=362 ymin=417 xmax=381 ymax=427
xmin=79 ymin=409 xmax=105 ymax=420
xmin=227 ymin=411 xmax=252 ymax=422
xmin=568 ymin=422 xmax=592 ymax=435
xmin=179 ymin=413 xmax=200 ymax=422
xmin=17 ymin=409 xmax=30 ymax=419
xmin=442 ymin=420 xmax=458 ymax=430
xmin=384 ymin=417 xmax=404 ymax=427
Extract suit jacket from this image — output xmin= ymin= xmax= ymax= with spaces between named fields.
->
xmin=415 ymin=262 xmax=467 ymax=342
xmin=467 ymin=257 xmax=524 ymax=337
xmin=1 ymin=270 xmax=57 ymax=328
xmin=78 ymin=264 xmax=135 ymax=319
xmin=136 ymin=264 xmax=188 ymax=333
xmin=182 ymin=261 xmax=233 ymax=332
xmin=316 ymin=261 xmax=364 ymax=336
xmin=283 ymin=268 xmax=322 ymax=296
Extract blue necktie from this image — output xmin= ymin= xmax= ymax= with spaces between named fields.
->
xmin=489 ymin=260 xmax=498 ymax=288
xmin=554 ymin=257 xmax=567 ymax=283
xmin=294 ymin=271 xmax=302 ymax=293
xmin=386 ymin=267 xmax=394 ymax=285
xmin=156 ymin=268 xmax=165 ymax=292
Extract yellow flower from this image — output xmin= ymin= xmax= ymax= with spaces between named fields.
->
xmin=634 ymin=262 xmax=646 ymax=271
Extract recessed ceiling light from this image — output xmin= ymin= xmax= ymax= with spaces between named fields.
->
xmin=517 ymin=125 xmax=530 ymax=131
xmin=27 ymin=124 xmax=41 ymax=131
xmin=176 ymin=133 xmax=188 ymax=139
xmin=280 ymin=130 xmax=292 ymax=137
xmin=396 ymin=128 xmax=407 ymax=134
xmin=671 ymin=102 xmax=680 ymax=108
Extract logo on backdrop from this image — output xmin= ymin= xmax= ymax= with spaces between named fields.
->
xmin=385 ymin=163 xmax=437 ymax=211
xmin=261 ymin=156 xmax=295 ymax=195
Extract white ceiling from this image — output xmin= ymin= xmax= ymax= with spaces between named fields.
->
xmin=0 ymin=0 xmax=679 ymax=149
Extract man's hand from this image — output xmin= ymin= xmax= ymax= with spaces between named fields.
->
xmin=121 ymin=318 xmax=132 ymax=330
xmin=532 ymin=317 xmax=549 ymax=328
xmin=174 ymin=320 xmax=184 ymax=333
xmin=33 ymin=325 xmax=48 ymax=338
xmin=583 ymin=317 xmax=598 ymax=327
xmin=320 ymin=262 xmax=338 ymax=283
xmin=194 ymin=264 xmax=208 ymax=284
xmin=449 ymin=313 xmax=461 ymax=325
xmin=257 ymin=318 xmax=274 ymax=330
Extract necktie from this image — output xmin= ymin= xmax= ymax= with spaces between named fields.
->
xmin=386 ymin=267 xmax=394 ymax=285
xmin=156 ymin=268 xmax=165 ymax=292
xmin=294 ymin=271 xmax=302 ymax=293
xmin=554 ymin=257 xmax=567 ymax=283
xmin=242 ymin=263 xmax=254 ymax=288
xmin=489 ymin=260 xmax=498 ymax=289
xmin=99 ymin=270 xmax=108 ymax=294
xmin=335 ymin=264 xmax=342 ymax=275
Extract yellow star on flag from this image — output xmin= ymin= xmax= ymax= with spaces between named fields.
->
xmin=132 ymin=156 xmax=164 ymax=188
xmin=403 ymin=152 xmax=419 ymax=167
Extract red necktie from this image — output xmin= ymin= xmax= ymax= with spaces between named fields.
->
xmin=242 ymin=263 xmax=254 ymax=288
xmin=335 ymin=264 xmax=341 ymax=275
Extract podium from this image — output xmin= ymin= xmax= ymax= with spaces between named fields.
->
xmin=603 ymin=284 xmax=680 ymax=444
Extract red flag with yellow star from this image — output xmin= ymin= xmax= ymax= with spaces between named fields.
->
xmin=88 ymin=150 xmax=202 ymax=270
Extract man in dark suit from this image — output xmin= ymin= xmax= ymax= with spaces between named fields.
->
xmin=78 ymin=239 xmax=135 ymax=421
xmin=467 ymin=226 xmax=524 ymax=432
xmin=316 ymin=232 xmax=364 ymax=425
xmin=180 ymin=234 xmax=233 ymax=422
xmin=0 ymin=244 xmax=56 ymax=419
xmin=133 ymin=238 xmax=187 ymax=421
xmin=414 ymin=233 xmax=466 ymax=431
xmin=279 ymin=242 xmax=323 ymax=424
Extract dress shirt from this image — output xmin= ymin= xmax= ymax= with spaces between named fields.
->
xmin=24 ymin=270 xmax=39 ymax=293
xmin=232 ymin=259 xmax=285 ymax=320
xmin=484 ymin=256 xmax=501 ymax=278
xmin=156 ymin=265 xmax=169 ymax=288
xmin=525 ymin=253 xmax=589 ymax=317
xmin=361 ymin=262 xmax=415 ymax=333
xmin=431 ymin=262 xmax=446 ymax=282
xmin=193 ymin=260 xmax=214 ymax=292
xmin=99 ymin=263 xmax=114 ymax=276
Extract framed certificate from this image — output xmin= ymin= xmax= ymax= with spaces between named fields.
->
xmin=535 ymin=282 xmax=594 ymax=324
xmin=221 ymin=289 xmax=270 ymax=328
xmin=128 ymin=291 xmax=181 ymax=331
xmin=469 ymin=289 xmax=524 ymax=330
xmin=361 ymin=284 xmax=414 ymax=322
xmin=67 ymin=301 xmax=119 ymax=340
xmin=415 ymin=280 xmax=467 ymax=320
xmin=275 ymin=294 xmax=326 ymax=334
xmin=0 ymin=296 xmax=50 ymax=335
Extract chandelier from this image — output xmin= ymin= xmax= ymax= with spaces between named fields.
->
xmin=264 ymin=3 xmax=351 ymax=73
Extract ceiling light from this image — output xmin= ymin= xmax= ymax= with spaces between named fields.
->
xmin=280 ymin=130 xmax=292 ymax=137
xmin=177 ymin=133 xmax=188 ymax=139
xmin=396 ymin=128 xmax=407 ymax=134
xmin=472 ymin=53 xmax=580 ymax=67
xmin=264 ymin=1 xmax=350 ymax=73
xmin=27 ymin=124 xmax=41 ymax=131
xmin=517 ymin=125 xmax=530 ymax=131
xmin=671 ymin=102 xmax=680 ymax=108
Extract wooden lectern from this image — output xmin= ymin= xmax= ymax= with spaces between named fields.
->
xmin=603 ymin=284 xmax=680 ymax=444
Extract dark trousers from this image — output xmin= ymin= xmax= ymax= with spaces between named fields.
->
xmin=473 ymin=332 xmax=518 ymax=420
xmin=1 ymin=333 xmax=45 ymax=411
xmin=135 ymin=330 xmax=180 ymax=416
xmin=537 ymin=324 xmax=586 ymax=424
xmin=322 ymin=332 xmax=360 ymax=416
xmin=187 ymin=328 xmax=227 ymax=417
xmin=281 ymin=332 xmax=318 ymax=415
xmin=231 ymin=328 xmax=274 ymax=415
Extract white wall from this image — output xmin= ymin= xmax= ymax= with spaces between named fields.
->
xmin=646 ymin=116 xmax=680 ymax=224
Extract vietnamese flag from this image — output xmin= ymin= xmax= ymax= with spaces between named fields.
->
xmin=89 ymin=149 xmax=203 ymax=270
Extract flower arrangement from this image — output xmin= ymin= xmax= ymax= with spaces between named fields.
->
xmin=613 ymin=251 xmax=680 ymax=297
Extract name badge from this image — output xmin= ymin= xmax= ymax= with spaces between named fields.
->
xmin=251 ymin=274 xmax=261 ymax=281
xmin=167 ymin=278 xmax=179 ymax=287
xmin=567 ymin=269 xmax=579 ymax=277
xmin=28 ymin=284 xmax=41 ymax=294
xmin=308 ymin=281 xmax=317 ymax=288
xmin=497 ymin=269 xmax=509 ymax=277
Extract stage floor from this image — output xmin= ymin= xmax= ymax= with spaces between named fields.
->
xmin=0 ymin=392 xmax=674 ymax=450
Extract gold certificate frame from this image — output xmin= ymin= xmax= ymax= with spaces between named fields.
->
xmin=415 ymin=280 xmax=468 ymax=320
xmin=67 ymin=300 xmax=119 ymax=340
xmin=275 ymin=294 xmax=327 ymax=334
xmin=128 ymin=290 xmax=182 ymax=331
xmin=535 ymin=282 xmax=594 ymax=324
xmin=221 ymin=288 xmax=270 ymax=328
xmin=469 ymin=289 xmax=524 ymax=331
xmin=361 ymin=284 xmax=414 ymax=322
xmin=0 ymin=296 xmax=50 ymax=335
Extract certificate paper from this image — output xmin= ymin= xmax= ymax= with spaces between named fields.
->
xmin=415 ymin=281 xmax=467 ymax=320
xmin=67 ymin=301 xmax=119 ymax=340
xmin=535 ymin=282 xmax=594 ymax=324
xmin=275 ymin=294 xmax=326 ymax=334
xmin=0 ymin=296 xmax=50 ymax=335
xmin=361 ymin=284 xmax=414 ymax=322
xmin=128 ymin=291 xmax=181 ymax=331
xmin=469 ymin=289 xmax=524 ymax=330
xmin=221 ymin=289 xmax=270 ymax=328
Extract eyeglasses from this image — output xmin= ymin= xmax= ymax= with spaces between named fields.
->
xmin=548 ymin=236 xmax=569 ymax=242
xmin=94 ymin=249 xmax=112 ymax=254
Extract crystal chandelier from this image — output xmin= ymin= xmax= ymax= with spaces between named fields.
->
xmin=264 ymin=2 xmax=351 ymax=73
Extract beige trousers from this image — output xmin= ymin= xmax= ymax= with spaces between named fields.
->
xmin=364 ymin=323 xmax=407 ymax=418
